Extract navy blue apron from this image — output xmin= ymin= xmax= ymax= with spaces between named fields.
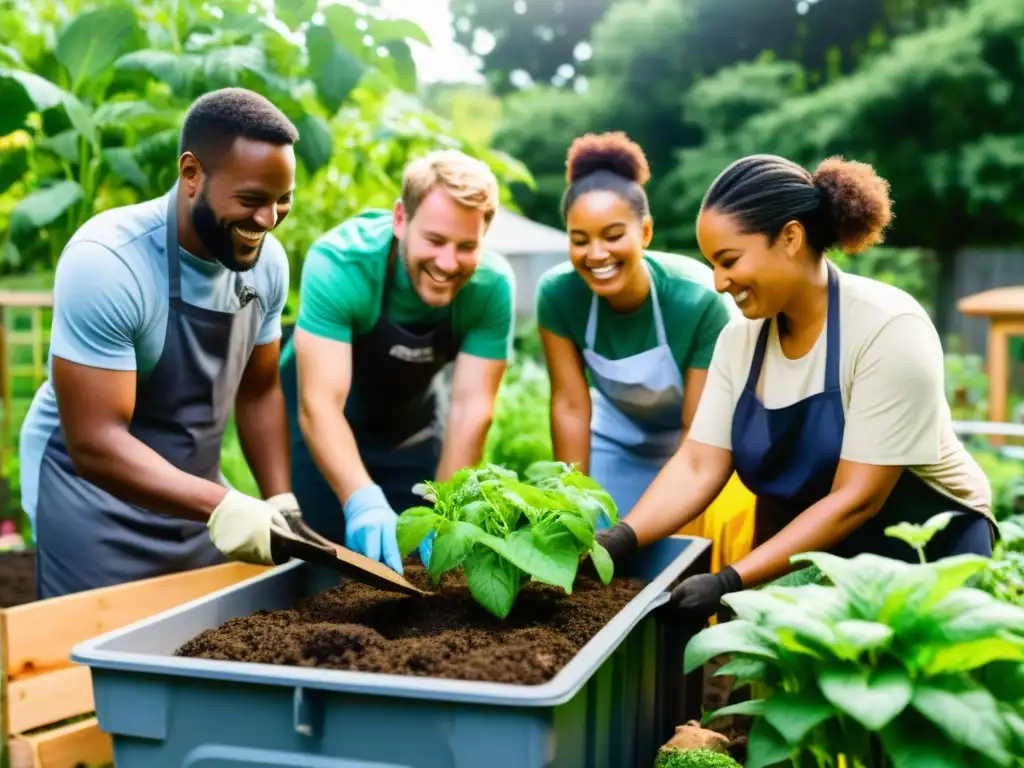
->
xmin=731 ymin=262 xmax=993 ymax=562
xmin=282 ymin=240 xmax=462 ymax=544
xmin=35 ymin=187 xmax=265 ymax=599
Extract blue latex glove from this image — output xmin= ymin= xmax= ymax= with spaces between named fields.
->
xmin=419 ymin=530 xmax=435 ymax=568
xmin=410 ymin=482 xmax=437 ymax=568
xmin=343 ymin=484 xmax=403 ymax=574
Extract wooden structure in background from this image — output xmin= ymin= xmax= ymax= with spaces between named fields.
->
xmin=957 ymin=285 xmax=1024 ymax=429
xmin=0 ymin=291 xmax=53 ymax=445
xmin=1 ymin=561 xmax=269 ymax=768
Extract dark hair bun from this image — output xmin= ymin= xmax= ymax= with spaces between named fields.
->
xmin=812 ymin=156 xmax=893 ymax=254
xmin=566 ymin=132 xmax=651 ymax=186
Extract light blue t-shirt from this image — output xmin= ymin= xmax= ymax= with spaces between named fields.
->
xmin=19 ymin=191 xmax=289 ymax=530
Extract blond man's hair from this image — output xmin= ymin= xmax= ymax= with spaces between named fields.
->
xmin=401 ymin=149 xmax=499 ymax=225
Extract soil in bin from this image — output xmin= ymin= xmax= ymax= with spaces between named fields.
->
xmin=176 ymin=562 xmax=648 ymax=685
xmin=0 ymin=551 xmax=36 ymax=608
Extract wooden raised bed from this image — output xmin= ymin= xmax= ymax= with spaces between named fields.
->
xmin=1 ymin=561 xmax=270 ymax=768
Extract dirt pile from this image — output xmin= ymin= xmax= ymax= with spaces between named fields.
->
xmin=176 ymin=563 xmax=647 ymax=685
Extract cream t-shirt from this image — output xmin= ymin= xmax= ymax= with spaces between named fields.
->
xmin=688 ymin=269 xmax=992 ymax=519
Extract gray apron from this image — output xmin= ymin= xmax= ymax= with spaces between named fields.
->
xmin=282 ymin=240 xmax=462 ymax=543
xmin=34 ymin=187 xmax=265 ymax=599
xmin=585 ymin=265 xmax=685 ymax=523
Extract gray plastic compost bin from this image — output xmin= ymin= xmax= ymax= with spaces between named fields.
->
xmin=71 ymin=535 xmax=711 ymax=768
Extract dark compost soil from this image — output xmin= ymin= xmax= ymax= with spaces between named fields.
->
xmin=0 ymin=551 xmax=36 ymax=608
xmin=176 ymin=563 xmax=648 ymax=685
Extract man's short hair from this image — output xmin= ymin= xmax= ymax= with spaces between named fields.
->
xmin=401 ymin=149 xmax=499 ymax=225
xmin=179 ymin=87 xmax=299 ymax=169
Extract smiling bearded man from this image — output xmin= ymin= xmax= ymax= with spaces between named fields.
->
xmin=21 ymin=88 xmax=304 ymax=599
xmin=279 ymin=150 xmax=516 ymax=573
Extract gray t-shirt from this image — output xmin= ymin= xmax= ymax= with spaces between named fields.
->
xmin=19 ymin=191 xmax=289 ymax=529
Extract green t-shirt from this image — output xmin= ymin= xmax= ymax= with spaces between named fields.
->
xmin=282 ymin=209 xmax=516 ymax=366
xmin=535 ymin=250 xmax=735 ymax=371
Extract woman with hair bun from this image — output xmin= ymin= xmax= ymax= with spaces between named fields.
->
xmin=595 ymin=153 xmax=996 ymax=618
xmin=535 ymin=131 xmax=739 ymax=522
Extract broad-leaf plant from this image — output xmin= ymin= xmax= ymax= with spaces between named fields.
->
xmin=397 ymin=461 xmax=618 ymax=619
xmin=685 ymin=513 xmax=1024 ymax=768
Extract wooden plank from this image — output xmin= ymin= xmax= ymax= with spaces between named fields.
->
xmin=6 ymin=667 xmax=93 ymax=735
xmin=3 ymin=561 xmax=268 ymax=679
xmin=8 ymin=717 xmax=112 ymax=768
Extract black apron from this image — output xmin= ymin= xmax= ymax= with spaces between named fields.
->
xmin=35 ymin=188 xmax=264 ymax=599
xmin=282 ymin=240 xmax=461 ymax=543
xmin=732 ymin=262 xmax=995 ymax=562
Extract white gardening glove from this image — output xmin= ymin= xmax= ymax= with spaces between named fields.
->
xmin=207 ymin=490 xmax=290 ymax=565
xmin=266 ymin=492 xmax=301 ymax=517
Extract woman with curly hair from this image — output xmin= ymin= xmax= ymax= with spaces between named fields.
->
xmin=594 ymin=153 xmax=996 ymax=617
xmin=535 ymin=132 xmax=738 ymax=521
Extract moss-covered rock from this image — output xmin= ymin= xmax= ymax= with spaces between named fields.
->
xmin=654 ymin=747 xmax=743 ymax=768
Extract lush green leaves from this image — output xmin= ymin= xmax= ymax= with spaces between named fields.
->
xmin=396 ymin=461 xmax=618 ymax=618
xmin=684 ymin=536 xmax=1024 ymax=767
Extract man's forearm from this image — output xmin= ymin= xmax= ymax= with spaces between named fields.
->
xmin=298 ymin=396 xmax=373 ymax=503
xmin=235 ymin=383 xmax=291 ymax=499
xmin=436 ymin=400 xmax=494 ymax=482
xmin=69 ymin=430 xmax=229 ymax=522
xmin=551 ymin=398 xmax=591 ymax=475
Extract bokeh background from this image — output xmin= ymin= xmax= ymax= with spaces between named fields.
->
xmin=0 ymin=0 xmax=1021 ymax=545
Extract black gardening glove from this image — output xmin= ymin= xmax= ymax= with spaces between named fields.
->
xmin=668 ymin=566 xmax=743 ymax=620
xmin=581 ymin=522 xmax=639 ymax=580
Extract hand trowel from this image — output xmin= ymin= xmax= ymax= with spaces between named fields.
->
xmin=269 ymin=509 xmax=427 ymax=597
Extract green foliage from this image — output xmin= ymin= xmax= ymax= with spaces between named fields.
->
xmin=977 ymin=516 xmax=1024 ymax=609
xmin=396 ymin=461 xmax=618 ymax=619
xmin=483 ymin=356 xmax=554 ymax=478
xmin=667 ymin=0 xmax=1024 ymax=256
xmin=653 ymin=748 xmax=741 ymax=768
xmin=0 ymin=0 xmax=534 ymax=278
xmin=685 ymin=515 xmax=1024 ymax=767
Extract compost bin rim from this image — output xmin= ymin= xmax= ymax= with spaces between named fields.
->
xmin=70 ymin=536 xmax=710 ymax=708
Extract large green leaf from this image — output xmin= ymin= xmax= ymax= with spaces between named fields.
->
xmin=0 ymin=146 xmax=29 ymax=194
xmin=923 ymin=634 xmax=1024 ymax=675
xmin=683 ymin=620 xmax=779 ymax=673
xmin=292 ymin=114 xmax=333 ymax=175
xmin=201 ymin=46 xmax=270 ymax=90
xmin=40 ymin=130 xmax=80 ymax=163
xmin=383 ymin=40 xmax=417 ymax=93
xmin=762 ymin=688 xmax=836 ymax=746
xmin=306 ymin=24 xmax=364 ymax=115
xmin=0 ymin=68 xmax=79 ymax=136
xmin=463 ymin=547 xmax=520 ymax=619
xmin=395 ymin=506 xmax=440 ymax=557
xmin=912 ymin=676 xmax=1015 ymax=765
xmin=55 ymin=5 xmax=137 ymax=94
xmin=103 ymin=148 xmax=148 ymax=191
xmin=818 ymin=661 xmax=913 ymax=731
xmin=275 ymin=0 xmax=318 ymax=30
xmin=10 ymin=181 xmax=83 ymax=237
xmin=879 ymin=713 xmax=972 ymax=768
xmin=427 ymin=520 xmax=480 ymax=582
xmin=589 ymin=542 xmax=614 ymax=585
xmin=500 ymin=526 xmax=578 ymax=593
xmin=322 ymin=4 xmax=371 ymax=56
xmin=745 ymin=717 xmax=793 ymax=768
xmin=115 ymin=50 xmax=203 ymax=96
xmin=367 ymin=18 xmax=431 ymax=47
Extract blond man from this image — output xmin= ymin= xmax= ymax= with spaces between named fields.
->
xmin=279 ymin=150 xmax=515 ymax=572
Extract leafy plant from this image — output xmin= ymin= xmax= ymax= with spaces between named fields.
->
xmin=654 ymin=748 xmax=742 ymax=768
xmin=482 ymin=355 xmax=554 ymax=478
xmin=396 ymin=461 xmax=619 ymax=619
xmin=977 ymin=516 xmax=1024 ymax=609
xmin=684 ymin=530 xmax=1024 ymax=766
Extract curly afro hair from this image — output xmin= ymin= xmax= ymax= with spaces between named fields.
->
xmin=561 ymin=131 xmax=651 ymax=220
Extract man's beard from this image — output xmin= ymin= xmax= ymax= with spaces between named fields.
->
xmin=190 ymin=186 xmax=263 ymax=273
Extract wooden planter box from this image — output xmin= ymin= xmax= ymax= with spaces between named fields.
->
xmin=1 ymin=561 xmax=270 ymax=768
